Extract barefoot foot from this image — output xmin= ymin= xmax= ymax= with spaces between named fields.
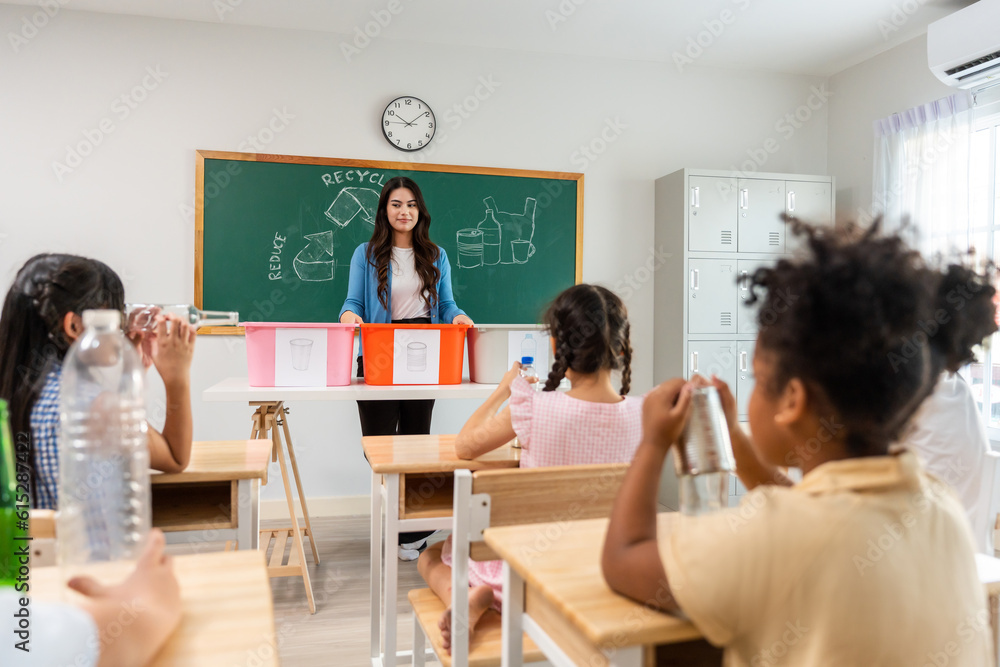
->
xmin=437 ymin=585 xmax=496 ymax=655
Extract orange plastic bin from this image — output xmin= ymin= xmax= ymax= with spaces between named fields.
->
xmin=360 ymin=323 xmax=470 ymax=385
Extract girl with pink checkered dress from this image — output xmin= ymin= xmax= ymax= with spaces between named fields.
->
xmin=417 ymin=283 xmax=644 ymax=653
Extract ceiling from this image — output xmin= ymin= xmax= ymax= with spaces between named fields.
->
xmin=0 ymin=0 xmax=979 ymax=76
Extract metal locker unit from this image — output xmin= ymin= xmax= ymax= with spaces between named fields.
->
xmin=688 ymin=259 xmax=738 ymax=334
xmin=736 ymin=340 xmax=756 ymax=419
xmin=737 ymin=178 xmax=786 ymax=253
xmin=688 ymin=176 xmax=737 ymax=252
xmin=654 ymin=168 xmax=834 ymax=511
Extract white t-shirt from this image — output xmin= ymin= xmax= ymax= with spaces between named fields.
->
xmin=904 ymin=372 xmax=992 ymax=551
xmin=0 ymin=589 xmax=99 ymax=666
xmin=390 ymin=247 xmax=431 ymax=320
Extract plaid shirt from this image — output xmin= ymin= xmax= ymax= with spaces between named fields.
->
xmin=29 ymin=363 xmax=61 ymax=510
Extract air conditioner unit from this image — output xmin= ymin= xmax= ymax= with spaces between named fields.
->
xmin=928 ymin=0 xmax=1000 ymax=89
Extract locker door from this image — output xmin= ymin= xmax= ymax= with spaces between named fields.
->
xmin=737 ymin=179 xmax=785 ymax=253
xmin=736 ymin=340 xmax=756 ymax=420
xmin=688 ymin=176 xmax=737 ymax=252
xmin=785 ymin=181 xmax=832 ymax=255
xmin=688 ymin=259 xmax=737 ymax=334
xmin=736 ymin=259 xmax=775 ymax=334
xmin=686 ymin=341 xmax=738 ymax=390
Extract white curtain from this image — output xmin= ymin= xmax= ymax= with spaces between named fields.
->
xmin=872 ymin=91 xmax=974 ymax=259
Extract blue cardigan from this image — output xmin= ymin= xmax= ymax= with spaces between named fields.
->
xmin=339 ymin=242 xmax=466 ymax=324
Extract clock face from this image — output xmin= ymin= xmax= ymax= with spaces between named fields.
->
xmin=382 ymin=96 xmax=435 ymax=152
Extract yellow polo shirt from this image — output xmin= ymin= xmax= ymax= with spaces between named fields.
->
xmin=662 ymin=450 xmax=993 ymax=666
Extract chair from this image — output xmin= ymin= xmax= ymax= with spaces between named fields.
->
xmin=29 ymin=509 xmax=57 ymax=566
xmin=974 ymin=449 xmax=1000 ymax=555
xmin=408 ymin=463 xmax=629 ymax=667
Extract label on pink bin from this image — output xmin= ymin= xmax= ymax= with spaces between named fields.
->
xmin=275 ymin=328 xmax=328 ymax=386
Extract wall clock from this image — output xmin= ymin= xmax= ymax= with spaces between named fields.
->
xmin=381 ymin=96 xmax=435 ymax=152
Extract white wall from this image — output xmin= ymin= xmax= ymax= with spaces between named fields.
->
xmin=0 ymin=8 xmax=829 ymax=504
xmin=827 ymin=33 xmax=953 ymax=221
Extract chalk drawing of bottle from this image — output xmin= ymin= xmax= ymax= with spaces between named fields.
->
xmin=290 ymin=339 xmax=313 ymax=371
xmin=406 ymin=342 xmax=427 ymax=372
xmin=477 ymin=209 xmax=501 ymax=266
xmin=456 ymin=229 xmax=484 ymax=268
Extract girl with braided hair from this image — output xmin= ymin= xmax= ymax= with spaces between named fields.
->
xmin=0 ymin=253 xmax=195 ymax=509
xmin=419 ymin=283 xmax=643 ymax=653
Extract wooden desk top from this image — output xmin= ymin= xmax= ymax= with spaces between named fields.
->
xmin=487 ymin=515 xmax=1000 ymax=651
xmin=486 ymin=514 xmax=699 ymax=649
xmin=151 ymin=440 xmax=271 ymax=485
xmin=362 ymin=433 xmax=520 ymax=474
xmin=203 ymin=377 xmax=499 ymax=402
xmin=31 ymin=551 xmax=277 ymax=666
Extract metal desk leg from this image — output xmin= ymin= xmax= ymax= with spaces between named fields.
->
xmin=237 ymin=478 xmax=260 ymax=551
xmin=370 ymin=469 xmax=383 ymax=667
xmin=383 ymin=473 xmax=400 ymax=667
xmin=502 ymin=561 xmax=524 ymax=667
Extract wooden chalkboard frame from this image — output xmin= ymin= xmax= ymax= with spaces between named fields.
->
xmin=194 ymin=150 xmax=584 ymax=335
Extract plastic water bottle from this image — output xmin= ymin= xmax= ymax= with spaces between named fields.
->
xmin=58 ymin=310 xmax=150 ymax=568
xmin=519 ymin=355 xmax=542 ymax=391
xmin=125 ymin=303 xmax=239 ymax=333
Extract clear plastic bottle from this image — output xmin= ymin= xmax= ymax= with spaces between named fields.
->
xmin=519 ymin=355 xmax=541 ymax=391
xmin=125 ymin=303 xmax=239 ymax=333
xmin=58 ymin=310 xmax=150 ymax=567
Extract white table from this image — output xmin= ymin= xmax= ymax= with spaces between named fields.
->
xmin=202 ymin=377 xmax=499 ymax=402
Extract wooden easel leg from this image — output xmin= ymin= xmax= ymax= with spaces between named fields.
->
xmin=278 ymin=404 xmax=320 ymax=565
xmin=268 ymin=411 xmax=316 ymax=614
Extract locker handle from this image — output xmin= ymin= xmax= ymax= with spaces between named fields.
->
xmin=691 ymin=352 xmax=698 ymax=373
xmin=740 ymin=188 xmax=749 ymax=210
xmin=740 ymin=270 xmax=749 ymax=292
xmin=740 ymin=351 xmax=748 ymax=372
xmin=691 ymin=186 xmax=700 ymax=208
xmin=787 ymin=191 xmax=796 ymax=212
xmin=691 ymin=269 xmax=699 ymax=290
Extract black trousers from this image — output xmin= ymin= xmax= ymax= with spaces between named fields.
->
xmin=358 ymin=317 xmax=435 ymax=545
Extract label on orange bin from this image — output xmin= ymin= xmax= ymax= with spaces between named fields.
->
xmin=392 ymin=328 xmax=441 ymax=384
xmin=275 ymin=328 xmax=329 ymax=386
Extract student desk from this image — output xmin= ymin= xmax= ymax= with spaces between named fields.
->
xmin=31 ymin=550 xmax=278 ymax=666
xmin=202 ymin=377 xmax=498 ymax=616
xmin=151 ymin=439 xmax=271 ymax=551
xmin=486 ymin=515 xmax=1000 ymax=667
xmin=362 ymin=433 xmax=519 ymax=667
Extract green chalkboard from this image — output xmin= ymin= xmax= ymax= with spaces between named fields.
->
xmin=195 ymin=151 xmax=583 ymax=333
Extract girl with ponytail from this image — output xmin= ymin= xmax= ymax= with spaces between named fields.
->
xmin=418 ymin=283 xmax=643 ymax=653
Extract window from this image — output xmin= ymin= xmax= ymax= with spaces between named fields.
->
xmin=956 ymin=111 xmax=1000 ymax=437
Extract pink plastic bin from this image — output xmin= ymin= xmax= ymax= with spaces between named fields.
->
xmin=244 ymin=322 xmax=357 ymax=387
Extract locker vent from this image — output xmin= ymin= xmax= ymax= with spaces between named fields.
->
xmin=721 ymin=231 xmax=733 ymax=245
xmin=768 ymin=232 xmax=780 ymax=246
xmin=721 ymin=313 xmax=732 ymax=327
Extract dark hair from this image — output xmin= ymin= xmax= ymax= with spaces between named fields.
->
xmin=0 ymin=254 xmax=125 ymax=502
xmin=366 ymin=177 xmax=440 ymax=311
xmin=748 ymin=217 xmax=997 ymax=458
xmin=542 ymin=284 xmax=632 ymax=395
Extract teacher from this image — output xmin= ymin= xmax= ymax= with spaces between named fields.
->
xmin=340 ymin=176 xmax=474 ymax=560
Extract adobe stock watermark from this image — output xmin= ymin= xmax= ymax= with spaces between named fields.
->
xmin=613 ymin=246 xmax=672 ymax=301
xmin=8 ymin=0 xmax=70 ymax=53
xmin=213 ymin=0 xmax=243 ymax=22
xmin=877 ymin=0 xmax=933 ymax=40
xmin=724 ymin=84 xmax=832 ymax=184
xmin=238 ymin=107 xmax=295 ymax=153
xmin=340 ymin=0 xmax=409 ymax=63
xmin=673 ymin=0 xmax=753 ymax=73
xmin=404 ymin=75 xmax=501 ymax=165
xmin=748 ymin=620 xmax=808 ymax=667
xmin=570 ymin=117 xmax=628 ymax=171
xmin=51 ymin=66 xmax=169 ymax=183
xmin=545 ymin=0 xmax=588 ymax=32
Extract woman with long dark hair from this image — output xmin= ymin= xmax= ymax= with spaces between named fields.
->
xmin=340 ymin=176 xmax=473 ymax=559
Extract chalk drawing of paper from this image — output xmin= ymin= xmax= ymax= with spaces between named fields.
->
xmin=392 ymin=328 xmax=440 ymax=384
xmin=293 ymin=231 xmax=337 ymax=281
xmin=325 ymin=187 xmax=380 ymax=228
xmin=507 ymin=331 xmax=550 ymax=378
xmin=275 ymin=328 xmax=327 ymax=386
